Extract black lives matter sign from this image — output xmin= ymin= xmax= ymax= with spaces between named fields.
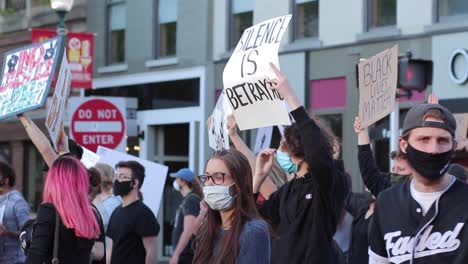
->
xmin=358 ymin=45 xmax=398 ymax=128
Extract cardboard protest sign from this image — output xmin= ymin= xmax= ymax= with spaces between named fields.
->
xmin=254 ymin=126 xmax=273 ymax=154
xmin=358 ymin=45 xmax=398 ymax=128
xmin=223 ymin=15 xmax=292 ymax=130
xmin=454 ymin=113 xmax=468 ymax=140
xmin=97 ymin=146 xmax=168 ymax=216
xmin=46 ymin=51 xmax=72 ymax=150
xmin=0 ymin=37 xmax=61 ymax=120
xmin=80 ymin=146 xmax=100 ymax=169
xmin=208 ymin=91 xmax=231 ymax=150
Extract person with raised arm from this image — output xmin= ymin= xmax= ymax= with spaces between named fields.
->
xmin=252 ymin=64 xmax=347 ymax=263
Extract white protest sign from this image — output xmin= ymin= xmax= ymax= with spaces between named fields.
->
xmin=46 ymin=50 xmax=72 ymax=151
xmin=81 ymin=146 xmax=100 ymax=169
xmin=209 ymin=91 xmax=231 ymax=150
xmin=96 ymin=146 xmax=168 ymax=215
xmin=358 ymin=45 xmax=398 ymax=128
xmin=254 ymin=126 xmax=273 ymax=154
xmin=0 ymin=37 xmax=61 ymax=120
xmin=223 ymin=15 xmax=292 ymax=130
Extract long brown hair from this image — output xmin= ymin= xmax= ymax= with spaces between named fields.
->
xmin=193 ymin=149 xmax=261 ymax=264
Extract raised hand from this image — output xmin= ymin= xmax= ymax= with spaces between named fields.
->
xmin=255 ymin=149 xmax=276 ymax=180
xmin=226 ymin=114 xmax=238 ymax=137
xmin=427 ymin=93 xmax=439 ymax=104
xmin=354 ymin=116 xmax=371 ymax=145
xmin=56 ymin=125 xmax=69 ymax=155
xmin=206 ymin=115 xmax=212 ymax=129
xmin=354 ymin=117 xmax=364 ymax=134
xmin=268 ymin=63 xmax=302 ymax=110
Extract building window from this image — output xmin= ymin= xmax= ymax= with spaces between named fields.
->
xmin=367 ymin=0 xmax=396 ymax=29
xmin=158 ymin=0 xmax=177 ymax=57
xmin=293 ymin=0 xmax=319 ymax=39
xmin=229 ymin=0 xmax=253 ymax=50
xmin=438 ymin=0 xmax=468 ymax=21
xmin=107 ymin=0 xmax=126 ymax=64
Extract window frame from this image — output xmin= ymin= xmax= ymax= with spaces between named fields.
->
xmin=154 ymin=0 xmax=178 ymax=58
xmin=436 ymin=0 xmax=468 ymax=23
xmin=291 ymin=0 xmax=320 ymax=41
xmin=228 ymin=0 xmax=254 ymax=51
xmin=106 ymin=0 xmax=126 ymax=65
xmin=366 ymin=0 xmax=397 ymax=31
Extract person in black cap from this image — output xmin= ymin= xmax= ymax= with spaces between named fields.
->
xmin=369 ymin=103 xmax=468 ymax=263
xmin=169 ymin=168 xmax=202 ymax=264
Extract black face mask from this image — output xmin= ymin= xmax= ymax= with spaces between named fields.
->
xmin=405 ymin=143 xmax=453 ymax=181
xmin=113 ymin=179 xmax=134 ymax=196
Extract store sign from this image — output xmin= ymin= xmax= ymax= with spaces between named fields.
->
xmin=448 ymin=48 xmax=468 ymax=85
xmin=31 ymin=28 xmax=94 ymax=88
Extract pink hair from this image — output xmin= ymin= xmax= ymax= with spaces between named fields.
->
xmin=43 ymin=156 xmax=99 ymax=239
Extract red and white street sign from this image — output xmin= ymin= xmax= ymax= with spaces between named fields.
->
xmin=71 ymin=99 xmax=125 ymax=152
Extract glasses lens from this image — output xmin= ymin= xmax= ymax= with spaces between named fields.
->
xmin=212 ymin=173 xmax=224 ymax=185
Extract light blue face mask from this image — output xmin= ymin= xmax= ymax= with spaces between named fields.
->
xmin=276 ymin=150 xmax=298 ymax=174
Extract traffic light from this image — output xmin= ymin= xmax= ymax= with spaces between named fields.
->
xmin=397 ymin=53 xmax=433 ymax=92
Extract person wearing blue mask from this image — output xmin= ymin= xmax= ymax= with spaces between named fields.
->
xmin=253 ymin=64 xmax=347 ymax=264
xmin=193 ymin=149 xmax=270 ymax=264
xmin=169 ymin=168 xmax=202 ymax=264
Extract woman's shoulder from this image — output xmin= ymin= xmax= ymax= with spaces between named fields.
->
xmin=242 ymin=219 xmax=269 ymax=234
xmin=239 ymin=219 xmax=270 ymax=245
xmin=35 ymin=203 xmax=56 ymax=223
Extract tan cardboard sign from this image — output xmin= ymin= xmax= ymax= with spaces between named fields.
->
xmin=358 ymin=45 xmax=398 ymax=128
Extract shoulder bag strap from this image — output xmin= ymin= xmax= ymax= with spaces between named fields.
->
xmin=52 ymin=209 xmax=60 ymax=264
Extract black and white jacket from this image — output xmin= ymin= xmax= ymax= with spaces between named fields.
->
xmin=369 ymin=178 xmax=468 ymax=264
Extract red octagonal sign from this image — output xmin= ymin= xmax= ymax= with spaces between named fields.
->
xmin=71 ymin=99 xmax=125 ymax=152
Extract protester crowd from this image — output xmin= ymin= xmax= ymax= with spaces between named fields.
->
xmin=0 ymin=62 xmax=467 ymax=264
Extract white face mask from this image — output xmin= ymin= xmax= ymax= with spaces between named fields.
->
xmin=203 ymin=184 xmax=236 ymax=211
xmin=173 ymin=180 xmax=180 ymax=192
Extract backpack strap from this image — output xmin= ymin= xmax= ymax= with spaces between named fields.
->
xmin=52 ymin=209 xmax=60 ymax=264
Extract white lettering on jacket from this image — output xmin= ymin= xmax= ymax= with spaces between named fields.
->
xmin=384 ymin=223 xmax=464 ymax=264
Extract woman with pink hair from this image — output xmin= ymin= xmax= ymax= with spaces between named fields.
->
xmin=26 ymin=155 xmax=100 ymax=264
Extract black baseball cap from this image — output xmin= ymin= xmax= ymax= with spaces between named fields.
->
xmin=402 ymin=103 xmax=456 ymax=136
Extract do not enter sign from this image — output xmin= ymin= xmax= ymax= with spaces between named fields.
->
xmin=71 ymin=99 xmax=125 ymax=152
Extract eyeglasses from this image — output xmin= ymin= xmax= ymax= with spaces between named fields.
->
xmin=114 ymin=173 xmax=132 ymax=182
xmin=198 ymin=172 xmax=226 ymax=186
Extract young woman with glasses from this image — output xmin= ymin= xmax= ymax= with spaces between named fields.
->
xmin=193 ymin=149 xmax=270 ymax=264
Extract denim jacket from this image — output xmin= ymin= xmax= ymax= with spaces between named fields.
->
xmin=0 ymin=190 xmax=30 ymax=264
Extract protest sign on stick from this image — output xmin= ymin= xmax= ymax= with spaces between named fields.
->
xmin=0 ymin=37 xmax=61 ymax=120
xmin=254 ymin=126 xmax=273 ymax=154
xmin=454 ymin=113 xmax=468 ymax=141
xmin=223 ymin=15 xmax=292 ymax=130
xmin=80 ymin=146 xmax=100 ymax=169
xmin=208 ymin=91 xmax=231 ymax=150
xmin=96 ymin=146 xmax=168 ymax=216
xmin=46 ymin=50 xmax=72 ymax=151
xmin=358 ymin=44 xmax=398 ymax=128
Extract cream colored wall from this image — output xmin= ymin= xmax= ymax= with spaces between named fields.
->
xmin=213 ymin=0 xmax=228 ymax=60
xmin=432 ymin=32 xmax=468 ymax=99
xmin=319 ymin=0 xmax=363 ymax=46
xmin=397 ymin=0 xmax=432 ymax=34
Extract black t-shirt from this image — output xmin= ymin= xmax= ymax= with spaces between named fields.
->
xmin=171 ymin=193 xmax=200 ymax=256
xmin=107 ymin=200 xmax=160 ymax=264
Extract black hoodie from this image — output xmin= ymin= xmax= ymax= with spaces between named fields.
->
xmin=256 ymin=106 xmax=346 ymax=264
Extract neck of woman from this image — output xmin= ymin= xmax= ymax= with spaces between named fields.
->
xmin=219 ymin=208 xmax=234 ymax=230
